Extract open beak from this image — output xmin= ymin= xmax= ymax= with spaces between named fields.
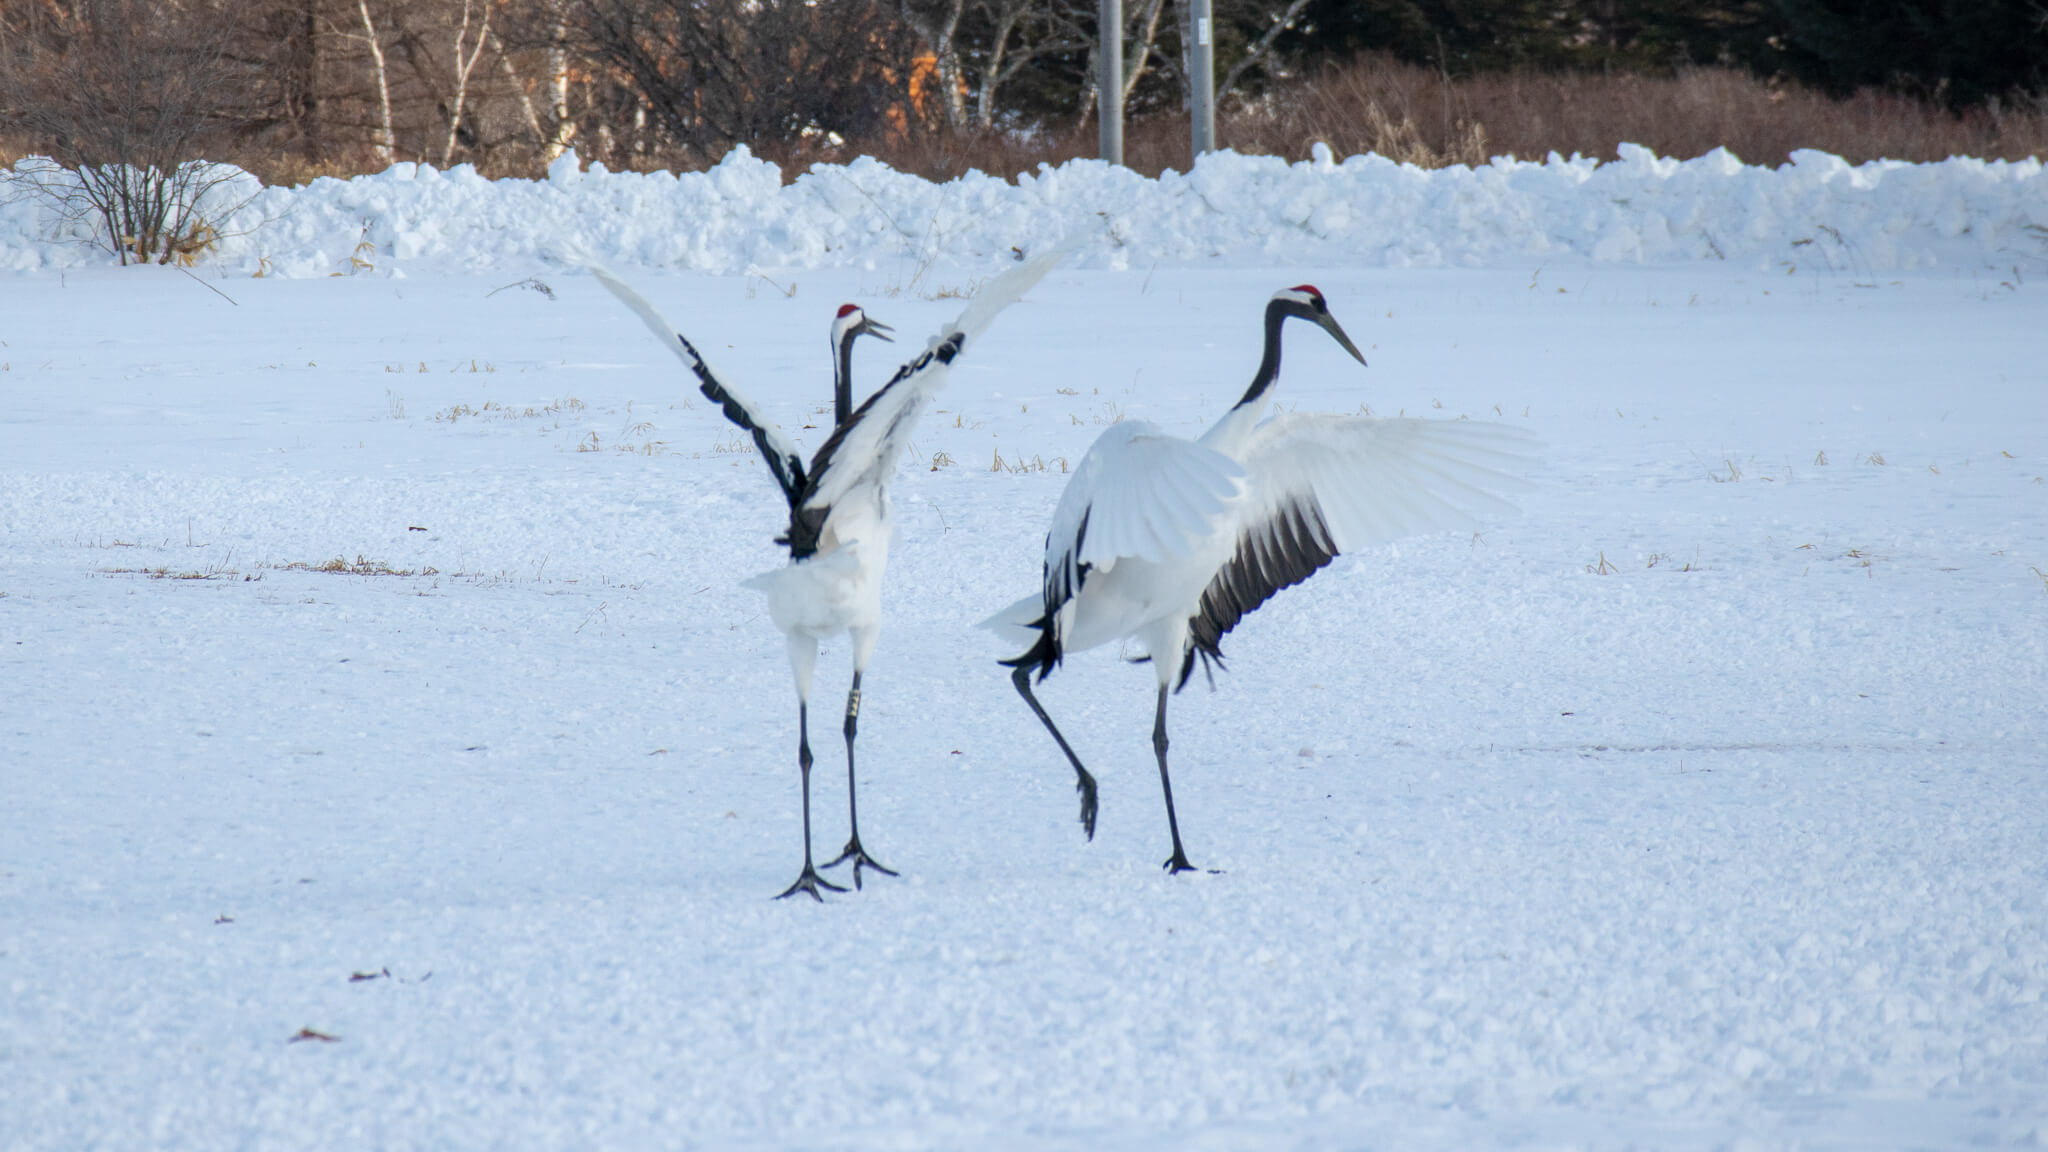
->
xmin=860 ymin=317 xmax=895 ymax=343
xmin=1319 ymin=312 xmax=1367 ymax=367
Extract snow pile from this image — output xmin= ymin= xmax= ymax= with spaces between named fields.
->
xmin=3 ymin=143 xmax=2045 ymax=276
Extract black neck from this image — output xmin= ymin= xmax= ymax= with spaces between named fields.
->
xmin=833 ymin=332 xmax=855 ymax=427
xmin=1234 ymin=299 xmax=1291 ymax=409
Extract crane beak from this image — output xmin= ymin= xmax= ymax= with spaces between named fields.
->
xmin=1319 ymin=313 xmax=1367 ymax=367
xmin=860 ymin=317 xmax=896 ymax=343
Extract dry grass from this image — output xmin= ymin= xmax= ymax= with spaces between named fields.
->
xmin=1642 ymin=550 xmax=1704 ymax=572
xmin=102 ymin=565 xmax=241 ymax=581
xmin=1228 ymin=56 xmax=2048 ymax=170
xmin=868 ymin=59 xmax=2040 ymax=177
xmin=990 ymin=448 xmax=1066 ymax=474
xmin=101 ymin=553 xmax=432 ymax=580
xmin=432 ymin=396 xmax=581 ymax=423
xmin=277 ymin=555 xmax=435 ymax=577
xmin=16 ymin=58 xmax=2037 ymax=190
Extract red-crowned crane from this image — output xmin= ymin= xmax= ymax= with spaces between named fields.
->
xmin=987 ymin=285 xmax=1535 ymax=873
xmin=592 ymin=242 xmax=1073 ymax=899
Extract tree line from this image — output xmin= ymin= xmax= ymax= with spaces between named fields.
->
xmin=3 ymin=0 xmax=2043 ymax=185
xmin=1300 ymin=0 xmax=2048 ymax=111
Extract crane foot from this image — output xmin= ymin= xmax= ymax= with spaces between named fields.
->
xmin=775 ymin=864 xmax=849 ymax=902
xmin=822 ymin=837 xmax=898 ymax=890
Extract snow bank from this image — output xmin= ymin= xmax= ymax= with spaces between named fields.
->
xmin=4 ymin=143 xmax=2044 ymax=276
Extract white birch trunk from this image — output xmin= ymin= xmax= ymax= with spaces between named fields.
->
xmin=491 ymin=27 xmax=547 ymax=152
xmin=543 ymin=5 xmax=577 ymax=162
xmin=1122 ymin=0 xmax=1166 ymax=104
xmin=358 ymin=0 xmax=397 ymax=165
xmin=900 ymin=0 xmax=968 ymax=128
xmin=441 ymin=0 xmax=491 ymax=166
xmin=973 ymin=2 xmax=1029 ymax=127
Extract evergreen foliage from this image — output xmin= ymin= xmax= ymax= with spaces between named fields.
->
xmin=1771 ymin=0 xmax=2048 ymax=109
xmin=1278 ymin=0 xmax=2042 ymax=108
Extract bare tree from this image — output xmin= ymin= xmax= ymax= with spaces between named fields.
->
xmin=569 ymin=0 xmax=913 ymax=158
xmin=967 ymin=0 xmax=1093 ymax=126
xmin=437 ymin=0 xmax=491 ymax=163
xmin=489 ymin=24 xmax=550 ymax=154
xmin=1215 ymin=0 xmax=1312 ymax=105
xmin=334 ymin=0 xmax=400 ymax=164
xmin=0 ymin=0 xmax=260 ymax=263
xmin=239 ymin=0 xmax=325 ymax=157
xmin=1121 ymin=0 xmax=1170 ymax=102
xmin=1064 ymin=0 xmax=1180 ymax=134
xmin=897 ymin=0 xmax=970 ymax=125
xmin=539 ymin=0 xmax=578 ymax=160
xmin=494 ymin=0 xmax=580 ymax=162
xmin=0 ymin=0 xmax=1466 ymax=188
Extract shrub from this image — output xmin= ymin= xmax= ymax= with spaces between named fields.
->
xmin=0 ymin=0 xmax=260 ymax=264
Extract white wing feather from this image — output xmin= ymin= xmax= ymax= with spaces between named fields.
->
xmin=1039 ymin=421 xmax=1246 ymax=611
xmin=951 ymin=233 xmax=1089 ymax=348
xmin=1183 ymin=413 xmax=1538 ymax=656
xmin=586 ymin=262 xmax=808 ymax=495
xmin=801 ymin=237 xmax=1079 ymax=514
xmin=1234 ymin=413 xmax=1538 ymax=551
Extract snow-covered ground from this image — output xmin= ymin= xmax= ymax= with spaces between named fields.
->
xmin=3 ymin=148 xmax=2047 ymax=1149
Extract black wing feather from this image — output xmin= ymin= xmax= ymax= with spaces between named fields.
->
xmin=777 ymin=333 xmax=962 ymax=559
xmin=1000 ymin=507 xmax=1090 ymax=683
xmin=1181 ymin=495 xmax=1337 ymax=689
xmin=671 ymin=328 xmax=809 ymax=508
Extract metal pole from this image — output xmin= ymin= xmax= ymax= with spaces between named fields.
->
xmin=1188 ymin=0 xmax=1215 ymax=159
xmin=1099 ymin=0 xmax=1123 ymax=165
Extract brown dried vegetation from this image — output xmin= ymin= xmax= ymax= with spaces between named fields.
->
xmin=2 ymin=2 xmax=2041 ymax=195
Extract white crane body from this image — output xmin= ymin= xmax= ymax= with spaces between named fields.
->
xmin=747 ymin=508 xmax=887 ymax=701
xmin=592 ymin=241 xmax=1075 ymax=898
xmin=992 ymin=285 xmax=1536 ymax=871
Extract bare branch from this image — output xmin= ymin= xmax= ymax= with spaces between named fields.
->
xmin=441 ymin=0 xmax=492 ymax=165
xmin=1216 ymin=0 xmax=1314 ymax=107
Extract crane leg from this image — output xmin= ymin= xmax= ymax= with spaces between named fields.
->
xmin=823 ymin=671 xmax=897 ymax=888
xmin=777 ymin=701 xmax=847 ymax=901
xmin=1011 ymin=665 xmax=1100 ymax=840
xmin=1152 ymin=685 xmax=1196 ymax=874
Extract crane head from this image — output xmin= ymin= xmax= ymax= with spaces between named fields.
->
xmin=832 ymin=303 xmax=894 ymax=346
xmin=1273 ymin=284 xmax=1366 ymax=367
